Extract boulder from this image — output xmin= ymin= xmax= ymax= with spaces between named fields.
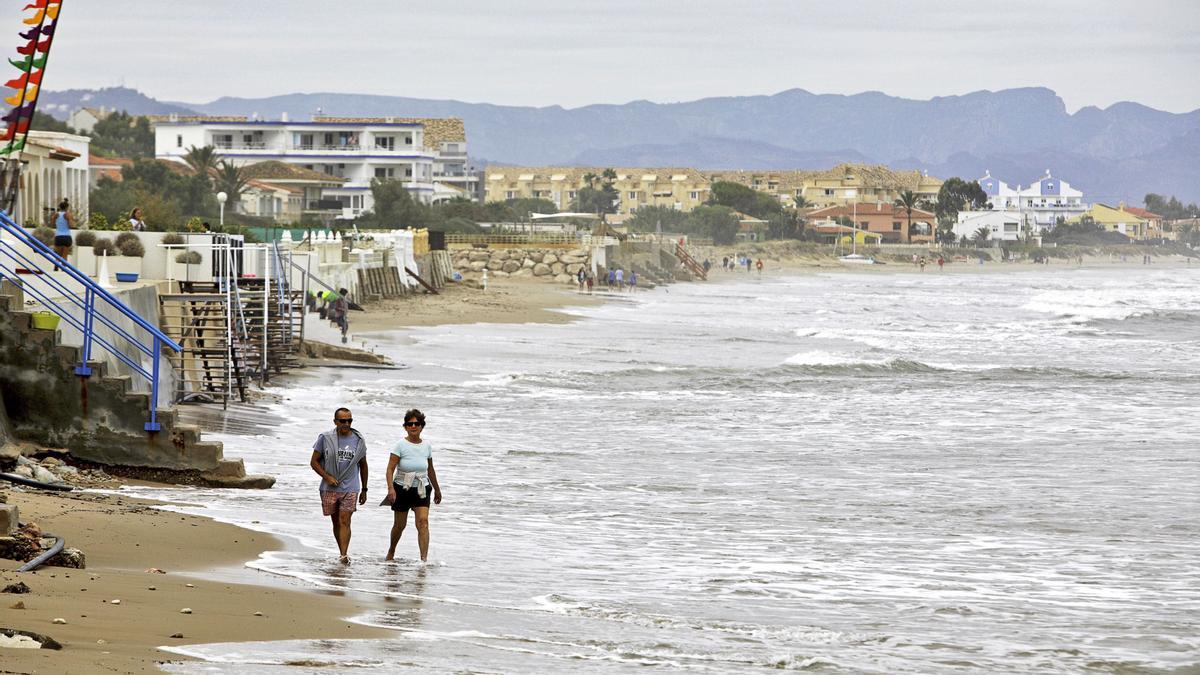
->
xmin=502 ymin=260 xmax=522 ymax=273
xmin=468 ymin=261 xmax=487 ymax=272
xmin=550 ymin=262 xmax=565 ymax=275
xmin=567 ymin=248 xmax=588 ymax=258
xmin=566 ymin=263 xmax=584 ymax=276
xmin=492 ymin=270 xmax=509 ymax=277
xmin=0 ymin=504 xmax=16 ymax=536
xmin=491 ymin=250 xmax=509 ymax=261
xmin=560 ymin=255 xmax=587 ymax=265
xmin=532 ymin=263 xmax=552 ymax=277
xmin=486 ymin=260 xmax=504 ymax=271
xmin=553 ymin=273 xmax=574 ymax=284
xmin=529 ymin=252 xmax=544 ymax=263
xmin=521 ymin=258 xmax=536 ymax=269
xmin=543 ymin=253 xmax=559 ymax=265
xmin=468 ymin=251 xmax=490 ymax=262
xmin=511 ymin=268 xmax=530 ymax=277
xmin=47 ymin=547 xmax=86 ymax=569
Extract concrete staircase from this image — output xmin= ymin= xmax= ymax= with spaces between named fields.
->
xmin=0 ymin=282 xmax=273 ymax=488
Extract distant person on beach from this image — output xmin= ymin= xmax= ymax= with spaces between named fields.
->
xmin=52 ymin=200 xmax=73 ymax=271
xmin=721 ymin=256 xmax=729 ymax=271
xmin=585 ymin=270 xmax=594 ymax=293
xmin=310 ymin=407 xmax=369 ymax=564
xmin=629 ymin=270 xmax=638 ymax=291
xmin=703 ymin=259 xmax=712 ymax=274
xmin=577 ymin=267 xmax=587 ymax=291
xmin=327 ymin=288 xmax=350 ymax=343
xmin=129 ymin=207 xmax=147 ymax=232
xmin=937 ymin=256 xmax=944 ymax=270
xmin=385 ymin=408 xmax=442 ymax=562
xmin=919 ymin=257 xmax=927 ymax=271
xmin=755 ymin=258 xmax=763 ymax=276
xmin=615 ymin=268 xmax=624 ymax=289
xmin=607 ymin=268 xmax=615 ymax=288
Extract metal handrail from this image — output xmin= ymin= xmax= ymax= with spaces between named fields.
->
xmin=0 ymin=211 xmax=182 ymax=430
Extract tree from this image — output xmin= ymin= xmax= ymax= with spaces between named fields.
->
xmin=935 ymin=177 xmax=989 ymax=225
xmin=359 ymin=178 xmax=429 ymax=228
xmin=183 ymin=145 xmax=220 ymax=176
xmin=793 ymin=195 xmax=812 ymax=209
xmin=708 ymin=181 xmax=782 ymax=220
xmin=625 ymin=205 xmax=688 ymax=232
xmin=90 ymin=159 xmax=216 ymax=228
xmin=973 ymin=226 xmax=990 ymax=245
xmin=31 ymin=111 xmax=70 ymax=133
xmin=213 ymin=161 xmax=250 ymax=212
xmin=89 ymin=111 xmax=154 ymax=158
xmin=894 ymin=189 xmax=919 ymax=239
xmin=687 ymin=205 xmax=739 ymax=245
xmin=766 ymin=211 xmax=803 ymax=240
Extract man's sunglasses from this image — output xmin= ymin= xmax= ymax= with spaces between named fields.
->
xmin=403 ymin=421 xmax=424 ymax=427
xmin=335 ymin=418 xmax=353 ymax=424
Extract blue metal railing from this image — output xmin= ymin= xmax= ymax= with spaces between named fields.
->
xmin=0 ymin=211 xmax=183 ymax=431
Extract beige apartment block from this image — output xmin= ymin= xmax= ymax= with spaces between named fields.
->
xmin=484 ymin=167 xmax=711 ymax=214
xmin=707 ymin=163 xmax=942 ymax=209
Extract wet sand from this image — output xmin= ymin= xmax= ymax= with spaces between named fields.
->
xmin=0 ymin=488 xmax=388 ymax=673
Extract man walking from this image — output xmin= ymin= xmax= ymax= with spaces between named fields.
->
xmin=328 ymin=288 xmax=351 ymax=344
xmin=310 ymin=407 xmax=368 ymax=564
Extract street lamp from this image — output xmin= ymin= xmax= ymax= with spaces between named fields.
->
xmin=217 ymin=191 xmax=228 ymax=227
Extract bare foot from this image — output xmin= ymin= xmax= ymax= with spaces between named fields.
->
xmin=339 ymin=555 xmax=350 ymax=565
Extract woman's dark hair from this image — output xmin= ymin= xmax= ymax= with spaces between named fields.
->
xmin=130 ymin=208 xmax=142 ymax=219
xmin=404 ymin=409 xmax=425 ymax=426
xmin=58 ymin=200 xmax=69 ymax=211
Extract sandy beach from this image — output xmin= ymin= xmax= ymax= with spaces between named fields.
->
xmin=0 ymin=488 xmax=388 ymax=673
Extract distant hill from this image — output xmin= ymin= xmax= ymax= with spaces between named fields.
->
xmin=40 ymin=86 xmax=1200 ymax=203
xmin=38 ymin=86 xmax=197 ymax=119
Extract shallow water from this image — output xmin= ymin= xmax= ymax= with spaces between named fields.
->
xmin=134 ymin=266 xmax=1199 ymax=673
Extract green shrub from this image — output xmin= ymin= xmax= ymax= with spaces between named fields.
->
xmin=175 ymin=250 xmax=202 ymax=264
xmin=162 ymin=232 xmax=185 ymax=246
xmin=115 ymin=232 xmax=145 ymax=257
xmin=88 ymin=212 xmax=110 ymax=230
xmin=93 ymin=238 xmax=116 ymax=257
xmin=75 ymin=230 xmax=97 ymax=247
xmin=184 ymin=216 xmax=205 ymax=233
xmin=32 ymin=226 xmax=55 ymax=246
xmin=112 ymin=217 xmax=133 ymax=232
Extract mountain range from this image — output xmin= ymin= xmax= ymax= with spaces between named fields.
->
xmin=37 ymin=86 xmax=1200 ymax=204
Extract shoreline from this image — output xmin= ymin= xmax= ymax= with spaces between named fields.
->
xmin=0 ymin=488 xmax=389 ymax=672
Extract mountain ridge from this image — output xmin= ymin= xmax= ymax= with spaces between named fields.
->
xmin=35 ymin=86 xmax=1200 ymax=203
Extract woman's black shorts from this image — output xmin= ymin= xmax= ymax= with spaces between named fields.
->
xmin=54 ymin=235 xmax=72 ymax=247
xmin=391 ymin=484 xmax=431 ymax=511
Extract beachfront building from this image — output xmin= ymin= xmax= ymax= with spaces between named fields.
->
xmin=153 ymin=115 xmax=469 ymax=221
xmin=978 ymin=170 xmax=1087 ymax=232
xmin=1121 ymin=206 xmax=1165 ymax=239
xmin=238 ymin=161 xmax=348 ymax=223
xmin=707 ymin=164 xmax=943 ymax=209
xmin=1065 ymin=203 xmax=1150 ymax=240
xmin=806 ymin=202 xmax=936 ymax=244
xmin=483 ymin=167 xmax=711 ymax=214
xmin=11 ymin=130 xmax=90 ymax=226
xmin=952 ymin=210 xmax=1028 ymax=243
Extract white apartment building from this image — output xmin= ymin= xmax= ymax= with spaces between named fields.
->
xmin=978 ymin=170 xmax=1087 ymax=232
xmin=953 ymin=210 xmax=1028 ymax=243
xmin=13 ymin=130 xmax=90 ymax=226
xmin=154 ymin=115 xmax=442 ymax=220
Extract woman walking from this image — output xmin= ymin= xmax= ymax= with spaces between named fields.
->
xmin=385 ymin=409 xmax=442 ymax=562
xmin=129 ymin=207 xmax=147 ymax=232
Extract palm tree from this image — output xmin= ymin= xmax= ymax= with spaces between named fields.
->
xmin=973 ymin=226 xmax=990 ymax=246
xmin=894 ymin=189 xmax=919 ymax=242
xmin=601 ymin=168 xmax=617 ymax=184
xmin=581 ymin=172 xmax=598 ymax=188
xmin=214 ymin=160 xmax=250 ymax=212
xmin=183 ymin=145 xmax=219 ymax=176
xmin=793 ymin=194 xmax=812 ymax=209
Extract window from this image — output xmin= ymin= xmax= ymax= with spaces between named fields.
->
xmin=176 ymin=134 xmax=183 ymax=148
xmin=568 ymin=191 xmax=577 ymax=199
xmin=690 ymin=191 xmax=699 ymax=200
xmin=405 ymin=167 xmax=413 ymax=178
xmin=374 ymin=167 xmax=395 ymax=179
xmin=352 ymin=195 xmax=363 ymax=209
xmin=505 ymin=190 xmax=516 ymax=199
xmin=859 ymin=221 xmax=869 ymax=230
xmin=628 ymin=191 xmax=638 ymax=199
xmin=376 ymin=136 xmax=395 ymax=151
xmin=824 ymin=188 xmax=835 ymax=196
xmin=1003 ymin=223 xmax=1018 ymax=232
xmin=892 ymin=221 xmax=902 ymax=231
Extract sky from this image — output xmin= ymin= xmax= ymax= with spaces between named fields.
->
xmin=38 ymin=0 xmax=1200 ymax=113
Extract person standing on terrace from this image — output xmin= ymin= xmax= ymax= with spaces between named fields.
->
xmin=52 ymin=200 xmax=74 ymax=271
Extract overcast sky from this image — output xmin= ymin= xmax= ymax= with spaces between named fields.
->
xmin=41 ymin=0 xmax=1200 ymax=113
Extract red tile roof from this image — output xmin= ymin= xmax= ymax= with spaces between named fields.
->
xmin=808 ymin=203 xmax=935 ymax=219
xmin=1122 ymin=206 xmax=1161 ymax=219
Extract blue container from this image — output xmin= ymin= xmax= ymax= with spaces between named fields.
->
xmin=115 ymin=272 xmax=139 ymax=282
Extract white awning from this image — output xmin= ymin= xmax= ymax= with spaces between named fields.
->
xmin=518 ymin=174 xmax=535 ymax=181
xmin=530 ymin=212 xmax=600 ymax=220
xmin=641 ymin=174 xmax=657 ymax=181
xmin=551 ymin=174 xmax=567 ymax=180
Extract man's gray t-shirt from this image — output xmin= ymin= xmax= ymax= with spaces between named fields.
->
xmin=313 ymin=433 xmax=364 ymax=493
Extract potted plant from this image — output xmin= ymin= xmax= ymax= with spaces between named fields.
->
xmin=113 ymin=232 xmax=146 ymax=280
xmin=74 ymin=230 xmax=98 ymax=274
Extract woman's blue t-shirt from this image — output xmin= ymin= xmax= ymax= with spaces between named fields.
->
xmin=391 ymin=439 xmax=432 ymax=474
xmin=54 ymin=211 xmax=70 ymax=236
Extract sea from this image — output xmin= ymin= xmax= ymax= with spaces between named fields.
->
xmin=120 ymin=264 xmax=1200 ymax=673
